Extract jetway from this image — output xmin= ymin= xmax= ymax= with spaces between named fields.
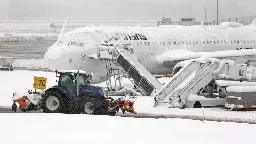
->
xmin=95 ymin=43 xmax=256 ymax=108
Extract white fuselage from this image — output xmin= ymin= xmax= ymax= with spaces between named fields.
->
xmin=44 ymin=24 xmax=256 ymax=83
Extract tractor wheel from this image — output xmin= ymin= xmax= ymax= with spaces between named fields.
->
xmin=82 ymin=98 xmax=108 ymax=115
xmin=12 ymin=103 xmax=17 ymax=112
xmin=108 ymin=112 xmax=117 ymax=116
xmin=193 ymin=101 xmax=202 ymax=108
xmin=42 ymin=91 xmax=65 ymax=113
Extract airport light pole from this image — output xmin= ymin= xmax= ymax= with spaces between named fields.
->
xmin=217 ymin=0 xmax=219 ymax=25
xmin=205 ymin=9 xmax=207 ymax=21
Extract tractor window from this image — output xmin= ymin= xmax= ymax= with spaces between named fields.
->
xmin=60 ymin=75 xmax=72 ymax=82
xmin=78 ymin=75 xmax=87 ymax=85
xmin=59 ymin=74 xmax=74 ymax=87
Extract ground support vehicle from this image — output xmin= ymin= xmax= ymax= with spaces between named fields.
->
xmin=12 ymin=70 xmax=135 ymax=115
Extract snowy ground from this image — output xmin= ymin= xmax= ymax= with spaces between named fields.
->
xmin=134 ymin=97 xmax=256 ymax=123
xmin=1 ymin=113 xmax=255 ymax=144
xmin=0 ymin=70 xmax=56 ymax=106
xmin=1 ymin=70 xmax=256 ymax=123
xmin=1 ymin=70 xmax=256 ymax=144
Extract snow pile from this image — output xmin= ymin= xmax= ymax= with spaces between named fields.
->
xmin=12 ymin=59 xmax=47 ymax=69
xmin=0 ymin=34 xmax=58 ymax=42
xmin=0 ymin=28 xmax=61 ymax=34
xmin=220 ymin=22 xmax=242 ymax=28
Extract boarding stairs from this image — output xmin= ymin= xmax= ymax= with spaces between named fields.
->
xmin=166 ymin=60 xmax=230 ymax=108
xmin=97 ymin=42 xmax=162 ymax=96
xmin=97 ymin=43 xmax=248 ymax=108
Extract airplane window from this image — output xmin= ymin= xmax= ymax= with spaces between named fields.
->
xmin=163 ymin=42 xmax=166 ymax=46
xmin=207 ymin=41 xmax=209 ymax=44
xmin=247 ymin=40 xmax=250 ymax=43
xmin=244 ymin=40 xmax=246 ymax=43
xmin=213 ymin=41 xmax=216 ymax=44
xmin=217 ymin=40 xmax=219 ymax=44
xmin=220 ymin=40 xmax=223 ymax=43
xmin=231 ymin=41 xmax=233 ymax=44
xmin=196 ymin=41 xmax=199 ymax=45
xmin=148 ymin=42 xmax=151 ymax=46
xmin=144 ymin=42 xmax=147 ymax=46
xmin=189 ymin=41 xmax=191 ymax=45
xmin=224 ymin=40 xmax=227 ymax=43
xmin=234 ymin=40 xmax=236 ymax=44
xmin=182 ymin=41 xmax=184 ymax=45
xmin=174 ymin=41 xmax=177 ymax=45
xmin=210 ymin=41 xmax=212 ymax=44
xmin=140 ymin=42 xmax=143 ymax=46
xmin=237 ymin=40 xmax=239 ymax=44
xmin=137 ymin=42 xmax=140 ymax=46
xmin=193 ymin=41 xmax=196 ymax=45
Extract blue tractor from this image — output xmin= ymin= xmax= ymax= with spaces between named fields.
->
xmin=41 ymin=70 xmax=109 ymax=114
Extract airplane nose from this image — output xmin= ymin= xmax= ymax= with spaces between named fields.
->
xmin=44 ymin=45 xmax=68 ymax=70
xmin=44 ymin=44 xmax=89 ymax=71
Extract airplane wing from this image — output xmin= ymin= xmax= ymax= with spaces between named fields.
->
xmin=156 ymin=49 xmax=256 ymax=68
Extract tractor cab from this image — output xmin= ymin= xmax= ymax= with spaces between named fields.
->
xmin=56 ymin=70 xmax=93 ymax=96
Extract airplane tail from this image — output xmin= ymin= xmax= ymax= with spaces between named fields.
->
xmin=56 ymin=17 xmax=70 ymax=44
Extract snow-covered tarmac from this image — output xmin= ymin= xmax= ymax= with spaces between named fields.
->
xmin=1 ymin=70 xmax=256 ymax=123
xmin=1 ymin=113 xmax=256 ymax=144
xmin=1 ymin=70 xmax=256 ymax=143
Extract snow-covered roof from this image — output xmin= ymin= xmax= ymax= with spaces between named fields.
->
xmin=58 ymin=70 xmax=87 ymax=74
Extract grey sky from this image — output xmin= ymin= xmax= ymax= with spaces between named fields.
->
xmin=1 ymin=0 xmax=256 ymax=22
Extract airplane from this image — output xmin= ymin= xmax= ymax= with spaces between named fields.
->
xmin=44 ymin=18 xmax=256 ymax=84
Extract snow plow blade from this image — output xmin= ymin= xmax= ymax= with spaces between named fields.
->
xmin=107 ymin=97 xmax=136 ymax=115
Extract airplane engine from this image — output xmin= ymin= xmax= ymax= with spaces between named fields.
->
xmin=172 ymin=60 xmax=192 ymax=75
